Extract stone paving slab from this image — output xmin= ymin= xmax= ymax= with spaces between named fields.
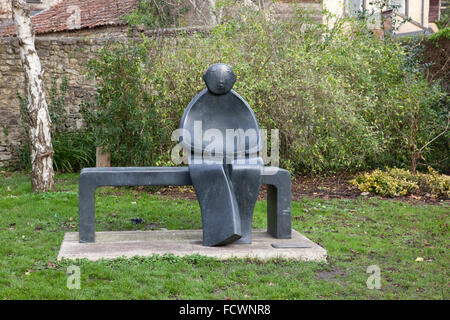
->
xmin=58 ymin=229 xmax=327 ymax=262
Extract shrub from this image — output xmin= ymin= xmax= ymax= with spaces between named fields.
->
xmin=351 ymin=167 xmax=449 ymax=198
xmin=52 ymin=132 xmax=96 ymax=173
xmin=418 ymin=167 xmax=450 ymax=198
xmin=351 ymin=169 xmax=419 ymax=197
xmin=123 ymin=0 xmax=189 ymax=29
xmin=10 ymin=132 xmax=95 ymax=173
xmin=81 ymin=40 xmax=173 ymax=167
xmin=83 ymin=8 xmax=448 ymax=173
xmin=428 ymin=27 xmax=450 ymax=43
xmin=435 ymin=6 xmax=449 ymax=30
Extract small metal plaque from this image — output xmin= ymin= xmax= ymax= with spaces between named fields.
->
xmin=271 ymin=243 xmax=311 ymax=249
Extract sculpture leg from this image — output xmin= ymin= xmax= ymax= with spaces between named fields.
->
xmin=189 ymin=163 xmax=242 ymax=246
xmin=230 ymin=158 xmax=263 ymax=244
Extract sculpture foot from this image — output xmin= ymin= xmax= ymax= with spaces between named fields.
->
xmin=232 ymin=235 xmax=251 ymax=244
xmin=205 ymin=233 xmax=241 ymax=246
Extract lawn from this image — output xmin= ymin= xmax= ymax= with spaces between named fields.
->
xmin=0 ymin=172 xmax=448 ymax=299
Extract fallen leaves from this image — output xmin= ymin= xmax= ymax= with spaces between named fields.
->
xmin=423 ymin=240 xmax=435 ymax=249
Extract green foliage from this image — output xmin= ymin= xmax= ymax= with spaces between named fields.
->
xmin=52 ymin=132 xmax=96 ymax=173
xmin=85 ymin=8 xmax=448 ymax=173
xmin=415 ymin=167 xmax=450 ymax=199
xmin=435 ymin=6 xmax=449 ymax=29
xmin=10 ymin=132 xmax=95 ymax=173
xmin=429 ymin=27 xmax=450 ymax=43
xmin=12 ymin=76 xmax=95 ymax=172
xmin=48 ymin=77 xmax=68 ymax=133
xmin=351 ymin=167 xmax=450 ymax=198
xmin=81 ymin=40 xmax=172 ymax=166
xmin=351 ymin=168 xmax=419 ymax=197
xmin=123 ymin=0 xmax=189 ymax=29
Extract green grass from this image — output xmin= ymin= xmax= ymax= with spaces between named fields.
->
xmin=0 ymin=172 xmax=448 ymax=299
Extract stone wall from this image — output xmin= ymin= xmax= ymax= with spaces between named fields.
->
xmin=0 ymin=28 xmax=209 ymax=167
xmin=0 ymin=35 xmax=108 ymax=167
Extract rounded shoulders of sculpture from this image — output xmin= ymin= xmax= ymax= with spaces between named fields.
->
xmin=178 ymin=63 xmax=262 ymax=155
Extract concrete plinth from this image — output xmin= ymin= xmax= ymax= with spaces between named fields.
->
xmin=57 ymin=229 xmax=327 ymax=262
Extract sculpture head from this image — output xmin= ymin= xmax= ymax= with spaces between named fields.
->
xmin=203 ymin=63 xmax=237 ymax=95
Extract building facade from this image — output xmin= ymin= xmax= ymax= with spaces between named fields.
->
xmin=323 ymin=0 xmax=442 ymax=35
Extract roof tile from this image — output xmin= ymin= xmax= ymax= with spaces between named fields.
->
xmin=0 ymin=0 xmax=139 ymax=36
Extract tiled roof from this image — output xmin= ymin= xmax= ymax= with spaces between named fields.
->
xmin=0 ymin=0 xmax=139 ymax=36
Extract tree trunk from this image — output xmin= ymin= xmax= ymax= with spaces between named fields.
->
xmin=12 ymin=0 xmax=54 ymax=192
xmin=410 ymin=150 xmax=418 ymax=173
xmin=206 ymin=0 xmax=220 ymax=26
xmin=189 ymin=0 xmax=261 ymax=26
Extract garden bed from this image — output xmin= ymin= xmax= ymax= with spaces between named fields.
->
xmin=156 ymin=174 xmax=448 ymax=204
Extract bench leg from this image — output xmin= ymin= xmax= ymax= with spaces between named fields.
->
xmin=266 ymin=171 xmax=292 ymax=239
xmin=79 ymin=174 xmax=96 ymax=243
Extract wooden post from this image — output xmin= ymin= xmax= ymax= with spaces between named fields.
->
xmin=96 ymin=146 xmax=110 ymax=167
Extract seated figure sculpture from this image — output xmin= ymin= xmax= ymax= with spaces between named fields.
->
xmin=179 ymin=63 xmax=264 ymax=246
xmin=77 ymin=63 xmax=291 ymax=245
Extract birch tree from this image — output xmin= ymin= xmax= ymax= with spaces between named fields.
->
xmin=11 ymin=0 xmax=55 ymax=192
